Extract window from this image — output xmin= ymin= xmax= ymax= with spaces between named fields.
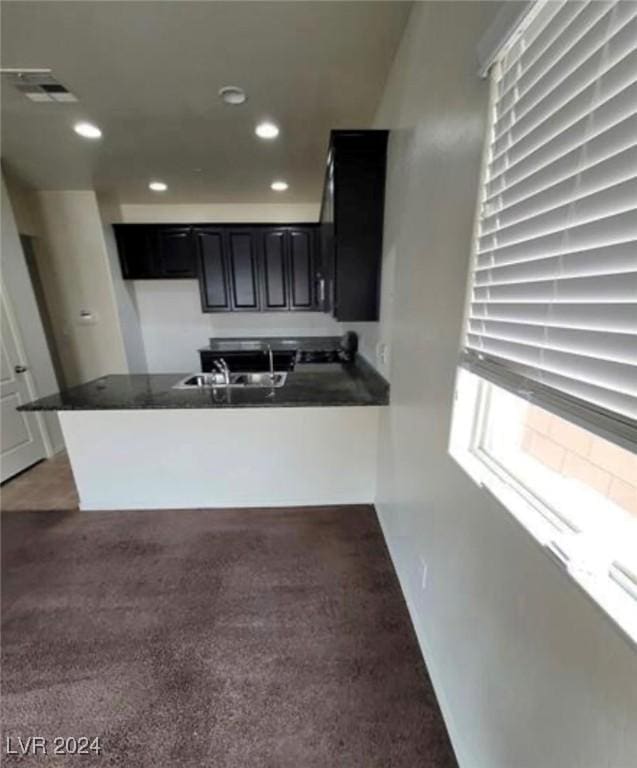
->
xmin=481 ymin=383 xmax=636 ymax=572
xmin=451 ymin=371 xmax=637 ymax=642
xmin=452 ymin=0 xmax=637 ymax=641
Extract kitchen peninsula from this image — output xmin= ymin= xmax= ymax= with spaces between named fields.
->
xmin=20 ymin=337 xmax=388 ymax=511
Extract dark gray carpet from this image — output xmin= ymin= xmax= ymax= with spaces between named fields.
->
xmin=2 ymin=505 xmax=457 ymax=767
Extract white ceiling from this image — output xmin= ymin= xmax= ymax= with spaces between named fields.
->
xmin=1 ymin=1 xmax=411 ymax=203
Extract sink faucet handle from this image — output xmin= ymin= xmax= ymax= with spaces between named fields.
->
xmin=265 ymin=344 xmax=275 ymax=381
xmin=213 ymin=357 xmax=230 ymax=385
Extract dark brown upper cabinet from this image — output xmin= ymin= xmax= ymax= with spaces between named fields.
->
xmin=260 ymin=226 xmax=317 ymax=312
xmin=262 ymin=230 xmax=288 ymax=310
xmin=195 ymin=225 xmax=318 ymax=313
xmin=288 ymin=229 xmax=315 ymax=310
xmin=113 ymin=224 xmax=197 ymax=279
xmin=226 ymin=230 xmax=260 ymax=311
xmin=113 ymin=225 xmax=158 ymax=279
xmin=156 ymin=227 xmax=198 ymax=278
xmin=319 ymin=130 xmax=388 ymax=322
xmin=114 ymin=222 xmax=320 ymax=314
xmin=197 ymin=227 xmax=262 ymax=313
xmin=196 ymin=228 xmax=231 ymax=311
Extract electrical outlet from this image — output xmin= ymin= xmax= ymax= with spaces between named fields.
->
xmin=419 ymin=555 xmax=428 ymax=591
xmin=376 ymin=342 xmax=390 ymax=367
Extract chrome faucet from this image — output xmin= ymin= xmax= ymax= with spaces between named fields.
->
xmin=266 ymin=344 xmax=275 ymax=382
xmin=213 ymin=358 xmax=230 ymax=385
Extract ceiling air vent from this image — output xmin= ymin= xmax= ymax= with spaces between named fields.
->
xmin=1 ymin=69 xmax=78 ymax=102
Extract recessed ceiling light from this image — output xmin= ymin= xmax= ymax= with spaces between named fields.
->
xmin=219 ymin=86 xmax=247 ymax=105
xmin=256 ymin=121 xmax=279 ymax=139
xmin=149 ymin=181 xmax=168 ymax=192
xmin=73 ymin=121 xmax=102 ymax=139
xmin=271 ymin=180 xmax=288 ymax=192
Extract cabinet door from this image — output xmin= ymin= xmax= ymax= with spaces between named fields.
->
xmin=196 ymin=229 xmax=231 ymax=311
xmin=261 ymin=230 xmax=288 ymax=310
xmin=317 ymin=156 xmax=335 ymax=312
xmin=288 ymin=228 xmax=315 ymax=310
xmin=157 ymin=227 xmax=197 ymax=278
xmin=114 ymin=225 xmax=157 ymax=279
xmin=330 ymin=131 xmax=387 ymax=322
xmin=227 ymin=231 xmax=260 ymax=311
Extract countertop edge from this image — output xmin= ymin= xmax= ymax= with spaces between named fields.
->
xmin=18 ymin=357 xmax=389 ymax=412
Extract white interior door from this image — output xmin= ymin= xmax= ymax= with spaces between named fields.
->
xmin=1 ymin=288 xmax=46 ymax=482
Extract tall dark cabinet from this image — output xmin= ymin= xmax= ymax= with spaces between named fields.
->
xmin=319 ymin=130 xmax=388 ymax=322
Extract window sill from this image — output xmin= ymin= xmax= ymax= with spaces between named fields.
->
xmin=450 ymin=439 xmax=637 ymax=650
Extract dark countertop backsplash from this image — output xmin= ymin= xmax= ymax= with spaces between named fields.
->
xmin=201 ymin=336 xmax=346 ymax=353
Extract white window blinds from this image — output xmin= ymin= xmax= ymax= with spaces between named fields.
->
xmin=462 ymin=0 xmax=637 ymax=450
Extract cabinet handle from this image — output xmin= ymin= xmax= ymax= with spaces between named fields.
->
xmin=14 ymin=365 xmax=28 ymax=374
xmin=319 ymin=278 xmax=326 ymax=304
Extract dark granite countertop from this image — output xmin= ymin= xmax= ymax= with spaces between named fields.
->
xmin=18 ymin=357 xmax=389 ymax=411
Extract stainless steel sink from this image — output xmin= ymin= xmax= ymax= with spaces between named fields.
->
xmin=231 ymin=372 xmax=287 ymax=387
xmin=173 ymin=372 xmax=287 ymax=389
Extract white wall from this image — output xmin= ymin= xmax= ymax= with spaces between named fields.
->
xmin=1 ymin=174 xmax=64 ymax=453
xmin=60 ymin=406 xmax=379 ymax=510
xmin=134 ymin=279 xmax=342 ymax=372
xmin=371 ymin=4 xmax=637 ymax=768
xmin=3 ymin=173 xmax=40 ymax=236
xmin=33 ymin=191 xmax=129 ymax=386
xmin=116 ymin=202 xmax=320 ymax=224
xmin=110 ymin=202 xmax=344 ymax=372
xmin=97 ymin=195 xmax=148 ymax=373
